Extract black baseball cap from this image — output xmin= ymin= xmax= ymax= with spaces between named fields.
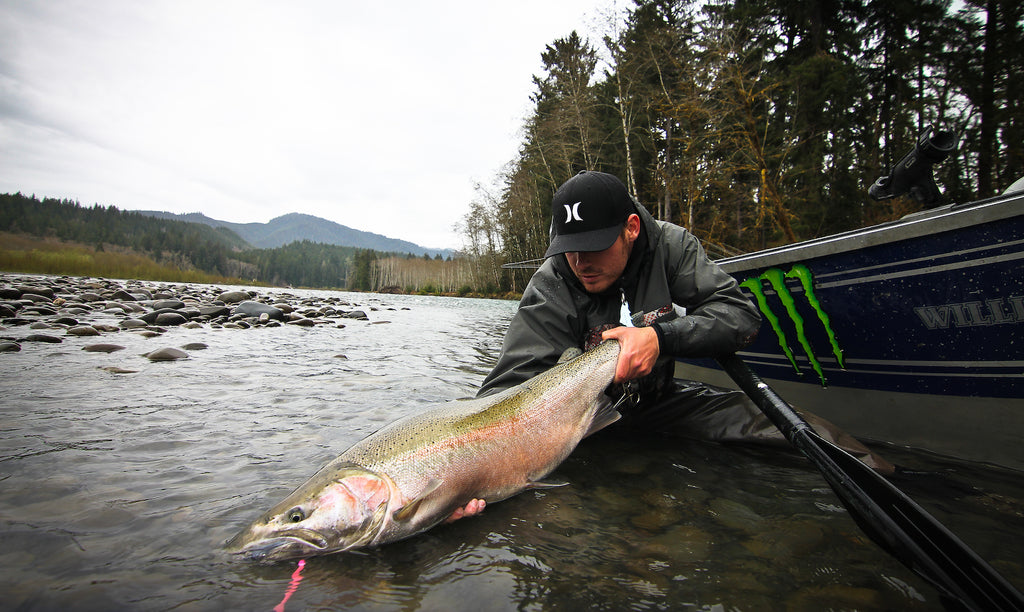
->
xmin=544 ymin=171 xmax=635 ymax=257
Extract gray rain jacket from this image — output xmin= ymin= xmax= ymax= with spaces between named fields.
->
xmin=478 ymin=201 xmax=761 ymax=399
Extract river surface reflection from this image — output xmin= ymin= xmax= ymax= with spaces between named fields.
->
xmin=1 ymin=285 xmax=1021 ymax=610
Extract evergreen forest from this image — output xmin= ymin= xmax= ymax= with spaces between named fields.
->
xmin=3 ymin=0 xmax=1021 ymax=296
xmin=459 ymin=0 xmax=1022 ymax=291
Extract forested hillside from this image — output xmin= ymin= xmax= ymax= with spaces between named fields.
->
xmin=0 ymin=193 xmax=465 ymax=291
xmin=460 ymin=0 xmax=1022 ymax=291
xmin=140 ymin=210 xmax=451 ymax=256
xmin=0 ymin=192 xmax=246 ymax=274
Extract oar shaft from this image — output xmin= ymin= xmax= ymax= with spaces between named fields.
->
xmin=716 ymin=353 xmax=1024 ymax=612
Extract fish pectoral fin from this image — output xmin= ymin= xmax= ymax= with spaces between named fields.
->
xmin=526 ymin=478 xmax=569 ymax=489
xmin=584 ymin=396 xmax=622 ymax=438
xmin=557 ymin=347 xmax=583 ymax=363
xmin=393 ymin=478 xmax=444 ymax=523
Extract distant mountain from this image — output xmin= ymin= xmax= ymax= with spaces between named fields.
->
xmin=138 ymin=211 xmax=452 ymax=257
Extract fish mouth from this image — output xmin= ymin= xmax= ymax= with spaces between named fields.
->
xmin=231 ymin=528 xmax=330 ymax=562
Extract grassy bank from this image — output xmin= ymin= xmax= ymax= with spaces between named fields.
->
xmin=0 ymin=232 xmax=257 ymax=286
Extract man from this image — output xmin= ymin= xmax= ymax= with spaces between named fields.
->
xmin=449 ymin=170 xmax=891 ymax=523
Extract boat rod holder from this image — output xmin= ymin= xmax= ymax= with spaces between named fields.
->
xmin=869 ymin=126 xmax=958 ymax=207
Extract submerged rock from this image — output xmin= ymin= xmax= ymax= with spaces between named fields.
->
xmin=82 ymin=344 xmax=126 ymax=353
xmin=143 ymin=348 xmax=189 ymax=361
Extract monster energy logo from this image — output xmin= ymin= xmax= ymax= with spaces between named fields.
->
xmin=740 ymin=264 xmax=844 ymax=386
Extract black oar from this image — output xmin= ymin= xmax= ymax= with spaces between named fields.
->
xmin=716 ymin=353 xmax=1024 ymax=612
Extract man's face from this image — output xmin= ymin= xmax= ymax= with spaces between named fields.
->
xmin=565 ymin=215 xmax=640 ymax=294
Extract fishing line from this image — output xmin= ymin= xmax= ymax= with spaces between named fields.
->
xmin=272 ymin=559 xmax=306 ymax=612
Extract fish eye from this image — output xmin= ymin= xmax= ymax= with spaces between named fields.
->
xmin=287 ymin=507 xmax=306 ymax=523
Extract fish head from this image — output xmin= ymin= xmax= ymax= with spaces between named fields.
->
xmin=227 ymin=461 xmax=394 ymax=562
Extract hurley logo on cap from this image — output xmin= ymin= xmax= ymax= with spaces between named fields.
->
xmin=564 ymin=202 xmax=584 ymax=223
xmin=544 ymin=171 xmax=635 ymax=257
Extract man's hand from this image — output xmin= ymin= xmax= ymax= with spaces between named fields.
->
xmin=601 ymin=325 xmax=660 ymax=383
xmin=445 ymin=498 xmax=486 ymax=523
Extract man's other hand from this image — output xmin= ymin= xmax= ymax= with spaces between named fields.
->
xmin=446 ymin=498 xmax=486 ymax=523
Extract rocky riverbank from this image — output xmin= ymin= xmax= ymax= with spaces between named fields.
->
xmin=0 ymin=273 xmax=403 ymax=362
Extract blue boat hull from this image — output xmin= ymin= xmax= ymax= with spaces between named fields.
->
xmin=676 ymin=190 xmax=1024 ymax=470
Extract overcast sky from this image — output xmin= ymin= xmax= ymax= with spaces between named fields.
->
xmin=0 ymin=1 xmax=617 ymax=250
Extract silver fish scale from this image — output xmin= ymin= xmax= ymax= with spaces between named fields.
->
xmin=340 ymin=341 xmax=620 ymax=477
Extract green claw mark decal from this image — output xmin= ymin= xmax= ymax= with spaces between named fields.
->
xmin=740 ymin=264 xmax=844 ymax=386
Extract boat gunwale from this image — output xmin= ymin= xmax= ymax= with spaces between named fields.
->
xmin=716 ymin=191 xmax=1024 ymax=273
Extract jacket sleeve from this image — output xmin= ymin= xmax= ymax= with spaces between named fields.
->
xmin=653 ymin=224 xmax=761 ymax=357
xmin=476 ymin=262 xmax=582 ymax=397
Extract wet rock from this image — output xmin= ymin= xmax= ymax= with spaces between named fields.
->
xmin=630 ymin=508 xmax=681 ymax=532
xmin=641 ymin=524 xmax=714 ymax=563
xmin=143 ymin=347 xmax=189 ymax=361
xmin=109 ymin=289 xmax=137 ymax=301
xmin=23 ymin=305 xmax=58 ymax=316
xmin=0 ymin=341 xmax=21 ymax=352
xmin=82 ymin=344 xmax=126 ymax=353
xmin=708 ymin=498 xmax=765 ymax=534
xmin=217 ymin=290 xmax=250 ymax=304
xmin=198 ymin=305 xmax=230 ymax=318
xmin=786 ymin=585 xmax=882 ymax=611
xmin=67 ymin=325 xmax=101 ymax=337
xmin=24 ymin=334 xmax=62 ymax=343
xmin=741 ymin=519 xmax=824 ymax=559
xmin=119 ymin=318 xmax=148 ymax=329
xmin=21 ymin=293 xmax=53 ymax=304
xmin=154 ymin=312 xmax=189 ymax=326
xmin=180 ymin=343 xmax=208 ymax=350
xmin=140 ymin=308 xmax=187 ymax=324
xmin=17 ymin=285 xmax=54 ymax=298
xmin=613 ymin=454 xmax=653 ymax=476
xmin=151 ymin=299 xmax=185 ymax=310
xmin=101 ymin=366 xmax=138 ymax=374
xmin=341 ymin=310 xmax=370 ymax=320
xmin=288 ymin=318 xmax=316 ymax=327
xmin=232 ymin=300 xmax=284 ymax=321
xmin=101 ymin=303 xmax=130 ymax=314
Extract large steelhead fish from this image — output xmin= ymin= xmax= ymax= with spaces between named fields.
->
xmin=227 ymin=340 xmax=621 ymax=561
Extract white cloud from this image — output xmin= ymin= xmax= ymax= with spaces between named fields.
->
xmin=0 ymin=0 xmax=617 ymax=250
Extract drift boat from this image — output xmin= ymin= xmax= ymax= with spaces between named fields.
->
xmin=677 ymin=181 xmax=1024 ymax=471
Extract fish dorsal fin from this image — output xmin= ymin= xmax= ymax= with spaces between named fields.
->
xmin=584 ymin=395 xmax=622 ymax=438
xmin=393 ymin=478 xmax=443 ymax=523
xmin=557 ymin=347 xmax=583 ymax=363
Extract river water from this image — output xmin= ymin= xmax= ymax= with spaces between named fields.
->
xmin=1 ymin=283 xmax=1022 ymax=611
